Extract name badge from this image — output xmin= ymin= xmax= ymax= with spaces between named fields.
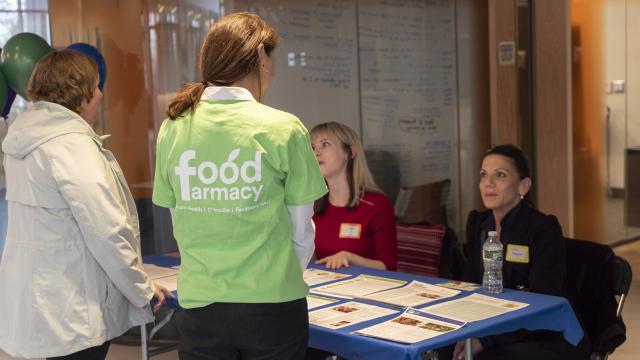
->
xmin=339 ymin=223 xmax=361 ymax=239
xmin=505 ymin=244 xmax=529 ymax=263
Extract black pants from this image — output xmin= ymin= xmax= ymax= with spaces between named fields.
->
xmin=305 ymin=348 xmax=334 ymax=360
xmin=179 ymin=298 xmax=308 ymax=360
xmin=474 ymin=331 xmax=590 ymax=360
xmin=46 ymin=341 xmax=110 ymax=360
xmin=437 ymin=330 xmax=589 ymax=360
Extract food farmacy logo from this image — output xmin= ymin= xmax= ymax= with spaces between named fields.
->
xmin=175 ymin=148 xmax=263 ymax=202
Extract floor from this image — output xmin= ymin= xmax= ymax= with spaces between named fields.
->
xmin=605 ymin=196 xmax=640 ymax=244
xmin=0 ymin=342 xmax=179 ymax=360
xmin=105 ymin=345 xmax=178 ymax=359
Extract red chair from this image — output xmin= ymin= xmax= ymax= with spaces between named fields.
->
xmin=395 ymin=224 xmax=446 ymax=277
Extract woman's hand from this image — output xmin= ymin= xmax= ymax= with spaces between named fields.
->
xmin=315 ymin=251 xmax=352 ymax=269
xmin=453 ymin=338 xmax=482 ymax=360
xmin=151 ymin=283 xmax=175 ymax=313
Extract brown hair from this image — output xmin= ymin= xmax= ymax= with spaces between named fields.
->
xmin=167 ymin=12 xmax=278 ymax=120
xmin=311 ymin=122 xmax=382 ymax=212
xmin=27 ymin=49 xmax=98 ymax=114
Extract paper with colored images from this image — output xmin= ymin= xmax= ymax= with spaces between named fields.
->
xmin=309 ymin=301 xmax=398 ymax=329
xmin=311 ymin=275 xmax=406 ymax=298
xmin=420 ymin=293 xmax=529 ymax=322
xmin=354 ymin=308 xmax=465 ymax=343
xmin=435 ymin=280 xmax=481 ymax=291
xmin=362 ymin=281 xmax=460 ymax=307
xmin=303 ymin=268 xmax=352 ymax=286
xmin=307 ymin=294 xmax=340 ymax=310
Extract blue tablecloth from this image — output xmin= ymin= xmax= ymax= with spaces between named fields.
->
xmin=144 ymin=256 xmax=584 ymax=360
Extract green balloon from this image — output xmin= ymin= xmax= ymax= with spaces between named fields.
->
xmin=0 ymin=33 xmax=52 ymax=99
xmin=0 ymin=69 xmax=7 ymax=112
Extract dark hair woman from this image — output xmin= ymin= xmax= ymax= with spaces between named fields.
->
xmin=452 ymin=144 xmax=589 ymax=360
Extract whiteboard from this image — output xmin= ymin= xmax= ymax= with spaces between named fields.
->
xmin=359 ymin=0 xmax=457 ymax=185
xmin=228 ymin=0 xmax=360 ymax=133
xmin=223 ymin=0 xmax=459 ymax=225
xmin=357 ymin=0 xmax=459 ymax=227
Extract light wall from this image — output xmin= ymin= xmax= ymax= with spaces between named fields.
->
xmin=457 ymin=0 xmax=491 ymax=227
xmin=488 ymin=0 xmax=574 ymax=235
xmin=629 ymin=4 xmax=640 ymax=151
xmin=603 ymin=1 xmax=627 ymax=191
xmin=534 ymin=0 xmax=573 ymax=236
xmin=488 ymin=0 xmax=518 ymax=146
xmin=603 ymin=1 xmax=640 ymax=190
xmin=571 ymin=0 xmax=605 ymax=242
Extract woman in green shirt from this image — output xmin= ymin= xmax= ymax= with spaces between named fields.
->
xmin=153 ymin=12 xmax=327 ymax=360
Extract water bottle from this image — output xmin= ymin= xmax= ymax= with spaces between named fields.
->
xmin=482 ymin=230 xmax=503 ymax=293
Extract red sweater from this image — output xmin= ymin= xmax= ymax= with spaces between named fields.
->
xmin=313 ymin=192 xmax=397 ymax=270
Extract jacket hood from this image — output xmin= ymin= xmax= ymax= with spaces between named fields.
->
xmin=1 ymin=101 xmax=96 ymax=160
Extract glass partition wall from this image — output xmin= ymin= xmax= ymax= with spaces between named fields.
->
xmin=45 ymin=0 xmax=489 ymax=255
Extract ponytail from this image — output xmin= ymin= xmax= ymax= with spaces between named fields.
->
xmin=166 ymin=82 xmax=206 ymax=120
xmin=167 ymin=13 xmax=278 ymax=119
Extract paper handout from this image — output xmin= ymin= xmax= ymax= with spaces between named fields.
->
xmin=362 ymin=280 xmax=460 ymax=307
xmin=309 ymin=301 xmax=398 ymax=329
xmin=435 ymin=280 xmax=481 ymax=291
xmin=307 ymin=294 xmax=340 ymax=310
xmin=420 ymin=293 xmax=529 ymax=322
xmin=303 ymin=268 xmax=352 ymax=286
xmin=311 ymin=275 xmax=406 ymax=298
xmin=354 ymin=308 xmax=465 ymax=343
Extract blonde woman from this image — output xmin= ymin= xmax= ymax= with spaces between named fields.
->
xmin=310 ymin=122 xmax=397 ymax=270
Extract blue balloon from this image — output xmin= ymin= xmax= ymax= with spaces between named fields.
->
xmin=66 ymin=43 xmax=107 ymax=90
xmin=2 ymin=87 xmax=16 ymax=118
xmin=0 ymin=64 xmax=15 ymax=118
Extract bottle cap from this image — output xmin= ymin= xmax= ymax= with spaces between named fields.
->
xmin=488 ymin=231 xmax=498 ymax=237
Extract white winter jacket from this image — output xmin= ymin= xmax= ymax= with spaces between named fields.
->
xmin=0 ymin=101 xmax=154 ymax=358
xmin=0 ymin=116 xmax=9 ymax=189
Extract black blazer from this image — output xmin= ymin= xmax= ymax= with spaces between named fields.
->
xmin=463 ymin=204 xmax=578 ymax=353
xmin=464 ymin=203 xmax=567 ymax=297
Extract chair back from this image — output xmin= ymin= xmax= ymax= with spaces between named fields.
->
xmin=608 ymin=255 xmax=632 ymax=318
xmin=396 ymin=224 xmax=445 ymax=277
xmin=395 ymin=179 xmax=450 ymax=226
xmin=564 ymin=238 xmax=630 ymax=359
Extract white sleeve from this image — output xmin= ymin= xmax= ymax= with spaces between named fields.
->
xmin=287 ymin=202 xmax=316 ymax=271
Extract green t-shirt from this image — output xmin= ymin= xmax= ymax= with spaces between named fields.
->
xmin=152 ymin=98 xmax=327 ymax=308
